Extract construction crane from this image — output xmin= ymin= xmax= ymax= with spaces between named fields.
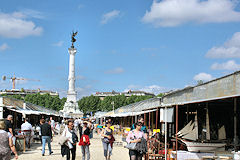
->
xmin=2 ymin=74 xmax=40 ymax=90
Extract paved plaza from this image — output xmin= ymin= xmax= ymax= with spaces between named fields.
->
xmin=16 ymin=133 xmax=129 ymax=160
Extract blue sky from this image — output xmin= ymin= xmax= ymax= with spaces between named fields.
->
xmin=1 ymin=0 xmax=240 ymax=98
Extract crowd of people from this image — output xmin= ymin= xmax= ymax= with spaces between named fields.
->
xmin=0 ymin=114 xmax=164 ymax=160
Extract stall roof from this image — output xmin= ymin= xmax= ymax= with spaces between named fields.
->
xmin=1 ymin=96 xmax=60 ymax=116
xmin=113 ymin=97 xmax=160 ymax=114
xmin=100 ymin=97 xmax=160 ymax=118
xmin=111 ymin=109 xmax=157 ymax=117
xmin=162 ymin=70 xmax=240 ymax=106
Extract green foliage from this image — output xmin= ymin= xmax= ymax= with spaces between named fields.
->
xmin=0 ymin=94 xmax=24 ymax=100
xmin=197 ymin=80 xmax=204 ymax=85
xmin=78 ymin=95 xmax=101 ymax=113
xmin=78 ymin=95 xmax=153 ymax=114
xmin=1 ymin=92 xmax=154 ymax=113
xmin=157 ymin=93 xmax=164 ymax=97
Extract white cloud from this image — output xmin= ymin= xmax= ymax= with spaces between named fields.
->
xmin=15 ymin=79 xmax=29 ymax=85
xmin=211 ymin=60 xmax=240 ymax=70
xmin=56 ymin=85 xmax=93 ymax=99
xmin=19 ymin=9 xmax=44 ymax=19
xmin=105 ymin=67 xmax=124 ymax=74
xmin=124 ymin=84 xmax=169 ymax=95
xmin=52 ymin=41 xmax=64 ymax=47
xmin=193 ymin=72 xmax=214 ymax=81
xmin=76 ymin=85 xmax=93 ymax=98
xmin=0 ymin=11 xmax=43 ymax=38
xmin=0 ymin=43 xmax=9 ymax=51
xmin=206 ymin=32 xmax=240 ymax=58
xmin=142 ymin=0 xmax=240 ymax=27
xmin=76 ymin=75 xmax=86 ymax=80
xmin=101 ymin=10 xmax=120 ymax=24
xmin=0 ymin=77 xmax=29 ymax=90
xmin=0 ymin=80 xmax=11 ymax=90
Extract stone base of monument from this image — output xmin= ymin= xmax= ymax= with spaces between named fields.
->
xmin=60 ymin=101 xmax=83 ymax=118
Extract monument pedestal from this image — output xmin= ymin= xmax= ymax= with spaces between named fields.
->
xmin=62 ymin=101 xmax=82 ymax=117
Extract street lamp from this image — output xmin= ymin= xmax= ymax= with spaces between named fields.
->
xmin=111 ymin=101 xmax=114 ymax=113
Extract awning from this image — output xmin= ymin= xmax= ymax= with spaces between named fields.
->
xmin=162 ymin=94 xmax=240 ymax=107
xmin=105 ymin=109 xmax=157 ymax=118
xmin=7 ymin=108 xmax=42 ymax=115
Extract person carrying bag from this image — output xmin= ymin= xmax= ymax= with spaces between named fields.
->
xmin=78 ymin=121 xmax=91 ymax=160
xmin=61 ymin=120 xmax=78 ymax=160
xmin=125 ymin=133 xmax=138 ymax=150
xmin=101 ymin=121 xmax=114 ymax=160
xmin=126 ymin=122 xmax=147 ymax=160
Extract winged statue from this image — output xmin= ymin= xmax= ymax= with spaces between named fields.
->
xmin=71 ymin=31 xmax=78 ymax=48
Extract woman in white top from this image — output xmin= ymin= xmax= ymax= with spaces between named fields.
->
xmin=61 ymin=120 xmax=78 ymax=160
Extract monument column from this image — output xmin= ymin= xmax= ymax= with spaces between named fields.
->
xmin=61 ymin=31 xmax=83 ymax=117
xmin=67 ymin=48 xmax=77 ymax=102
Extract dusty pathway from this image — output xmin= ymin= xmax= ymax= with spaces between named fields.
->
xmin=15 ymin=133 xmax=129 ymax=160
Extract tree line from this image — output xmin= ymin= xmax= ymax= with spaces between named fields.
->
xmin=1 ymin=93 xmax=66 ymax=111
xmin=78 ymin=95 xmax=153 ymax=114
xmin=1 ymin=93 xmax=164 ymax=113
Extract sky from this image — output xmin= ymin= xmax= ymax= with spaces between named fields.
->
xmin=0 ymin=0 xmax=240 ymax=99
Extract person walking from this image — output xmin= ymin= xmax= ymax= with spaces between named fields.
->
xmin=21 ymin=118 xmax=33 ymax=148
xmin=40 ymin=119 xmax=53 ymax=156
xmin=61 ymin=120 xmax=78 ymax=160
xmin=5 ymin=115 xmax=16 ymax=145
xmin=78 ymin=121 xmax=91 ymax=160
xmin=50 ymin=117 xmax=55 ymax=135
xmin=101 ymin=121 xmax=114 ymax=160
xmin=130 ymin=116 xmax=147 ymax=134
xmin=127 ymin=122 xmax=147 ymax=160
xmin=0 ymin=119 xmax=18 ymax=160
xmin=39 ymin=119 xmax=45 ymax=144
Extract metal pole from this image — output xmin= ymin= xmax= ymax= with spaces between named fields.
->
xmin=144 ymin=113 xmax=146 ymax=126
xmin=156 ymin=108 xmax=158 ymax=129
xmin=176 ymin=105 xmax=178 ymax=160
xmin=206 ymin=102 xmax=210 ymax=140
xmin=165 ymin=106 xmax=167 ymax=160
xmin=149 ymin=112 xmax=151 ymax=129
xmin=234 ymin=97 xmax=238 ymax=152
xmin=111 ymin=101 xmax=114 ymax=113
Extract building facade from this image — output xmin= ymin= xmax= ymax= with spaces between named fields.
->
xmin=94 ymin=90 xmax=155 ymax=100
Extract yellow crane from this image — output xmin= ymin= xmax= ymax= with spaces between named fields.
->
xmin=2 ymin=74 xmax=40 ymax=90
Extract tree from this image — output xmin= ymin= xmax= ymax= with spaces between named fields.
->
xmin=100 ymin=96 xmax=113 ymax=111
xmin=157 ymin=93 xmax=164 ymax=97
xmin=197 ymin=80 xmax=204 ymax=85
xmin=6 ymin=93 xmax=66 ymax=111
xmin=77 ymin=94 xmax=153 ymax=113
xmin=126 ymin=95 xmax=138 ymax=104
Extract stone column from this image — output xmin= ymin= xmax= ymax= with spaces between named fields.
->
xmin=67 ymin=48 xmax=77 ymax=102
xmin=62 ymin=47 xmax=82 ymax=117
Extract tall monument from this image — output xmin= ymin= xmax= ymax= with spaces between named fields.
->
xmin=62 ymin=31 xmax=83 ymax=117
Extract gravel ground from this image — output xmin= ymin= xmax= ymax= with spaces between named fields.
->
xmin=15 ymin=133 xmax=129 ymax=160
